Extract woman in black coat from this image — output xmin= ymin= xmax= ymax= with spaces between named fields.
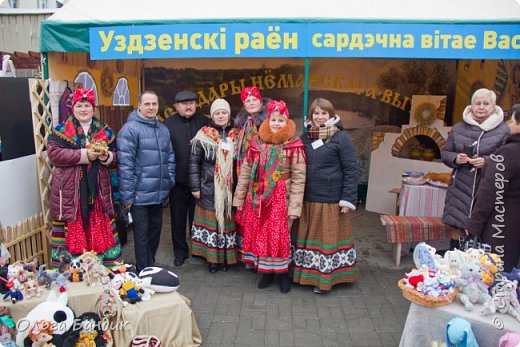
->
xmin=466 ymin=104 xmax=520 ymax=271
xmin=441 ymin=88 xmax=509 ymax=235
xmin=291 ymin=98 xmax=359 ymax=294
xmin=189 ymin=99 xmax=240 ymax=273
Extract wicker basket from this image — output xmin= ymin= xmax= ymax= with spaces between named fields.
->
xmin=398 ymin=279 xmax=459 ymax=308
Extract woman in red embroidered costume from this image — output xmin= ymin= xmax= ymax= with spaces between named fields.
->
xmin=234 ymin=87 xmax=270 ymax=259
xmin=233 ymin=100 xmax=306 ymax=293
xmin=189 ymin=99 xmax=240 ymax=273
xmin=48 ymin=88 xmax=122 ymax=268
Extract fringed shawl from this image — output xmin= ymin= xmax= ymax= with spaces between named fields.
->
xmin=245 ymin=119 xmax=305 ymax=214
xmin=191 ymin=125 xmax=239 ymax=232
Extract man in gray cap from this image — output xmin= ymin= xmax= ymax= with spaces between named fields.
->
xmin=164 ymin=90 xmax=210 ymax=266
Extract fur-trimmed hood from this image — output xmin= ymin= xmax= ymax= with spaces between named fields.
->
xmin=258 ymin=118 xmax=296 ymax=144
xmin=463 ymin=105 xmax=504 ymax=131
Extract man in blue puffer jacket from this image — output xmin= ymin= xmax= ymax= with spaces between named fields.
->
xmin=117 ymin=90 xmax=176 ymax=272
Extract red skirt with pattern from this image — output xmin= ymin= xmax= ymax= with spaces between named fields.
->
xmin=240 ymin=181 xmax=290 ymax=260
xmin=66 ymin=197 xmax=115 ymax=254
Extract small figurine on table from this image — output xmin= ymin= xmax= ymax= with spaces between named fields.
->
xmin=2 ymin=280 xmax=23 ymax=304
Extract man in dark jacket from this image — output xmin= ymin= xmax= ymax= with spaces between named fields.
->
xmin=117 ymin=91 xmax=176 ymax=272
xmin=164 ymin=90 xmax=210 ymax=266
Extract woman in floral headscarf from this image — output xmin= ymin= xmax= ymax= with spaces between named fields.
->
xmin=233 ymin=100 xmax=306 ymax=294
xmin=48 ymin=88 xmax=122 ymax=268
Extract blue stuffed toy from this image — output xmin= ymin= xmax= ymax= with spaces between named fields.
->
xmin=446 ymin=317 xmax=479 ymax=347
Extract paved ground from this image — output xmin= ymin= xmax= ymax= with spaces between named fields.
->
xmin=121 ymin=205 xmax=414 ymax=347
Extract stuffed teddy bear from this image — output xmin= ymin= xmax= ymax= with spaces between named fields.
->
xmin=465 ymin=248 xmax=485 ymax=262
xmin=480 ymin=279 xmax=520 ymax=322
xmin=479 ymin=253 xmax=503 ymax=287
xmin=501 ymin=267 xmax=520 ymax=299
xmin=456 ymin=259 xmax=490 ymax=311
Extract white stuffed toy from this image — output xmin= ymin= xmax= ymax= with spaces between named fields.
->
xmin=480 ymin=279 xmax=520 ymax=322
xmin=456 ymin=259 xmax=490 ymax=311
xmin=444 ymin=249 xmax=468 ymax=278
xmin=16 ymin=291 xmax=75 ymax=346
xmin=466 ymin=248 xmax=485 ymax=262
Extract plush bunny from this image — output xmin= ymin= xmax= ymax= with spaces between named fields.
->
xmin=480 ymin=279 xmax=520 ymax=322
xmin=444 ymin=249 xmax=468 ymax=278
xmin=456 ymin=259 xmax=490 ymax=311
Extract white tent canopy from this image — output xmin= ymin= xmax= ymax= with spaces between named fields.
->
xmin=47 ymin=0 xmax=520 ymax=23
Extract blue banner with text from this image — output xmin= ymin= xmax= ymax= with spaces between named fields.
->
xmin=89 ymin=23 xmax=520 ymax=60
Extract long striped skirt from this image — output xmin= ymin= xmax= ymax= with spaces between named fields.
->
xmin=191 ymin=205 xmax=238 ymax=265
xmin=291 ymin=201 xmax=359 ymax=292
xmin=50 ymin=220 xmax=122 ymax=269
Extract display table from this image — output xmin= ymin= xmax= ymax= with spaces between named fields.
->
xmin=381 ymin=183 xmax=453 ymax=267
xmin=5 ymin=282 xmax=202 ymax=347
xmin=399 ymin=302 xmax=520 ymax=347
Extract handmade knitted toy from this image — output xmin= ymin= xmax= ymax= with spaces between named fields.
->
xmin=28 ymin=320 xmax=56 ymax=347
xmin=446 ymin=317 xmax=479 ymax=347
xmin=67 ymin=259 xmax=84 ymax=283
xmin=16 ymin=291 xmax=75 ymax=346
xmin=413 ymin=242 xmax=437 ymax=270
xmin=57 ymin=246 xmax=72 ymax=273
xmin=456 ymin=259 xmax=490 ymax=311
xmin=480 ymin=279 xmax=520 ymax=322
xmin=498 ymin=332 xmax=520 ymax=347
xmin=501 ymin=267 xmax=520 ymax=298
xmin=119 ymin=280 xmax=144 ymax=304
xmin=444 ymin=249 xmax=468 ymax=278
xmin=465 ymin=248 xmax=485 ymax=262
xmin=479 ymin=253 xmax=503 ymax=287
xmin=24 ymin=278 xmax=42 ymax=299
xmin=0 ymin=306 xmax=17 ymax=347
xmin=61 ymin=312 xmax=109 ymax=347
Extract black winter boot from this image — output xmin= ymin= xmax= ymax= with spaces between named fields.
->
xmin=279 ymin=272 xmax=291 ymax=294
xmin=257 ymin=273 xmax=274 ymax=289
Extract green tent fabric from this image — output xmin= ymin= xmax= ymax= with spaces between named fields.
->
xmin=40 ymin=0 xmax=520 ymax=53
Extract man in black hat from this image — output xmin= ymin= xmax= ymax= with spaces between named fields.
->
xmin=164 ymin=90 xmax=210 ymax=266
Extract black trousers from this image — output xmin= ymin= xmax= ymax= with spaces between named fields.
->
xmin=131 ymin=204 xmax=163 ymax=272
xmin=169 ymin=183 xmax=195 ymax=261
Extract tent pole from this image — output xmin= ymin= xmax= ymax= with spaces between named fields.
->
xmin=302 ymin=57 xmax=310 ymax=132
xmin=42 ymin=52 xmax=49 ymax=79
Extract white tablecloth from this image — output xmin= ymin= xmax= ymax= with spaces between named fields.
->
xmin=399 ymin=302 xmax=520 ymax=347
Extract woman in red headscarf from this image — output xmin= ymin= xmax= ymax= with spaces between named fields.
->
xmin=233 ymin=100 xmax=306 ymax=293
xmin=48 ymin=88 xmax=122 ymax=268
xmin=234 ymin=87 xmax=270 ymax=258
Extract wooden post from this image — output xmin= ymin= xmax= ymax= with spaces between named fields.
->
xmin=29 ymin=79 xmax=53 ymax=243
